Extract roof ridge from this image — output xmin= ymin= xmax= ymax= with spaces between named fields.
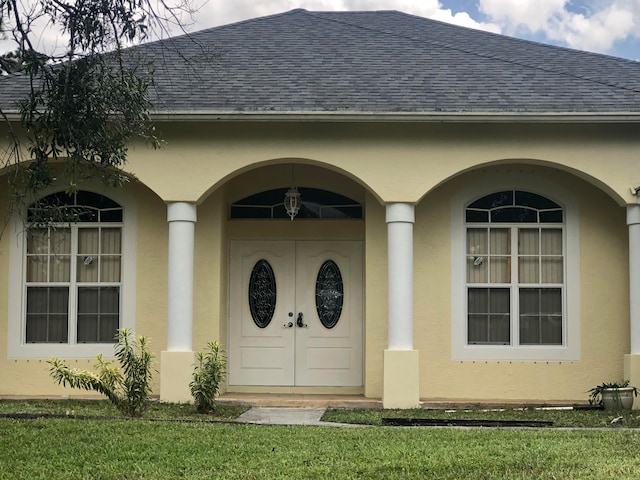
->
xmin=299 ymin=9 xmax=640 ymax=96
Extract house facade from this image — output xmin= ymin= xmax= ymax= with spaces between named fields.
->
xmin=2 ymin=9 xmax=640 ymax=408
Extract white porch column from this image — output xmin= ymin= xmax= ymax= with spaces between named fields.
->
xmin=625 ymin=203 xmax=640 ymax=409
xmin=383 ymin=203 xmax=420 ymax=408
xmin=161 ymin=202 xmax=197 ymax=403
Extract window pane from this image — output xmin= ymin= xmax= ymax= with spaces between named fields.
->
xmin=77 ymin=314 xmax=98 ymax=343
xmin=541 ymin=230 xmax=563 ymax=283
xmin=77 ymin=255 xmax=98 ymax=282
xmin=489 ymin=229 xmax=510 ymax=283
xmin=26 ymin=287 xmax=69 ymax=343
xmin=489 ymin=315 xmax=510 ymax=344
xmin=78 ymin=228 xmax=99 ymax=254
xmin=519 ymin=229 xmax=540 ymax=283
xmin=468 ymin=288 xmax=510 ymax=344
xmin=77 ymin=287 xmax=120 ymax=343
xmin=489 ymin=257 xmax=509 ymax=283
xmin=492 ymin=207 xmax=537 ymax=223
xmin=490 ymin=229 xmax=509 ymax=254
xmin=515 ymin=191 xmax=561 ymax=210
xmin=231 ymin=188 xmax=363 ymax=219
xmin=50 ymin=229 xmax=71 ymax=255
xmin=541 ymin=257 xmax=563 ymax=283
xmin=27 ymin=256 xmax=48 ymax=283
xmin=518 ymin=229 xmax=539 ymax=255
xmin=100 ymin=256 xmax=121 ymax=282
xmin=519 ymin=288 xmax=562 ymax=345
xmin=466 ymin=210 xmax=488 ymax=222
xmin=27 ymin=230 xmax=48 ymax=254
xmin=468 ymin=314 xmax=487 ymax=344
xmin=467 ymin=229 xmax=488 ymax=283
xmin=101 ymin=229 xmax=121 ymax=254
xmin=468 ymin=191 xmax=512 ymax=210
xmin=541 ymin=229 xmax=562 ymax=255
xmin=539 ymin=210 xmax=563 ymax=223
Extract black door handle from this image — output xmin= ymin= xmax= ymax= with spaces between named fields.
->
xmin=296 ymin=312 xmax=307 ymax=328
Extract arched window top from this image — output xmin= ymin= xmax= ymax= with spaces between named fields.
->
xmin=230 ymin=188 xmax=363 ymax=219
xmin=28 ymin=191 xmax=123 ymax=223
xmin=465 ymin=190 xmax=562 ymax=224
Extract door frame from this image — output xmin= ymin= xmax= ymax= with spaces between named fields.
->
xmin=227 ymin=239 xmax=364 ymax=390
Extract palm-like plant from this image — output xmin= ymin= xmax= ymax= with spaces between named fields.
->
xmin=48 ymin=329 xmax=153 ymax=417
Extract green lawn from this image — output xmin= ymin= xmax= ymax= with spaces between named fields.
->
xmin=2 ymin=418 xmax=640 ymax=479
xmin=322 ymin=406 xmax=640 ymax=428
xmin=2 ymin=400 xmax=640 ymax=479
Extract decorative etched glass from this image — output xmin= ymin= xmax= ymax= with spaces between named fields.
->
xmin=315 ymin=260 xmax=344 ymax=329
xmin=248 ymin=259 xmax=277 ymax=328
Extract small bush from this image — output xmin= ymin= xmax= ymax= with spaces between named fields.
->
xmin=190 ymin=341 xmax=226 ymax=413
xmin=48 ymin=329 xmax=153 ymax=417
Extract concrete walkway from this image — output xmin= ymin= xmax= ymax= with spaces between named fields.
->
xmin=235 ymin=407 xmax=365 ymax=427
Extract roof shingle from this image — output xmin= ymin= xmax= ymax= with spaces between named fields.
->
xmin=3 ymin=9 xmax=640 ymax=115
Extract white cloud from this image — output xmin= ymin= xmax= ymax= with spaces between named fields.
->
xmin=194 ymin=0 xmax=501 ymax=34
xmin=478 ymin=0 xmax=640 ymax=53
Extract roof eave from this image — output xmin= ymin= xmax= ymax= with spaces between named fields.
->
xmin=147 ymin=110 xmax=640 ymax=123
xmin=3 ymin=110 xmax=640 ymax=123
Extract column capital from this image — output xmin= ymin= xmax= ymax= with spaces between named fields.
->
xmin=167 ymin=202 xmax=197 ymax=223
xmin=628 ymin=204 xmax=640 ymax=226
xmin=386 ymin=203 xmax=415 ymax=224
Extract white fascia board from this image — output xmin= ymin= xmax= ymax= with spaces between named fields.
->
xmin=147 ymin=110 xmax=640 ymax=123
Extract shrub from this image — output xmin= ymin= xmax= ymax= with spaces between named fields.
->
xmin=48 ymin=329 xmax=153 ymax=417
xmin=190 ymin=341 xmax=226 ymax=413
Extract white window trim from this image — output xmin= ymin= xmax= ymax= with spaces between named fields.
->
xmin=7 ymin=185 xmax=137 ymax=359
xmin=451 ymin=174 xmax=580 ymax=361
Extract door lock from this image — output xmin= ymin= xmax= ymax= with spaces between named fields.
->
xmin=296 ymin=312 xmax=307 ymax=328
xmin=283 ymin=322 xmax=294 ymax=328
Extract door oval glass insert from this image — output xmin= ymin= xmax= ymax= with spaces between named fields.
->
xmin=315 ymin=260 xmax=344 ymax=329
xmin=248 ymin=259 xmax=277 ymax=328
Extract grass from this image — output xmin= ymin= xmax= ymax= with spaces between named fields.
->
xmin=0 ymin=399 xmax=247 ymax=421
xmin=2 ymin=400 xmax=640 ymax=478
xmin=2 ymin=418 xmax=640 ymax=479
xmin=322 ymin=406 xmax=640 ymax=428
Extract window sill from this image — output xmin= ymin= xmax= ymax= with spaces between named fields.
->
xmin=7 ymin=343 xmax=118 ymax=359
xmin=452 ymin=344 xmax=579 ymax=362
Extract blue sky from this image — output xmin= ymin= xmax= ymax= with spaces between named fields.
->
xmin=195 ymin=0 xmax=640 ymax=61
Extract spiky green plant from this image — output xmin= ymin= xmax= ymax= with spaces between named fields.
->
xmin=48 ymin=329 xmax=153 ymax=417
xmin=190 ymin=341 xmax=226 ymax=413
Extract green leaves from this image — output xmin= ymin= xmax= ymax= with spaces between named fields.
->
xmin=190 ymin=341 xmax=226 ymax=413
xmin=2 ymin=0 xmax=177 ymax=227
xmin=48 ymin=328 xmax=153 ymax=417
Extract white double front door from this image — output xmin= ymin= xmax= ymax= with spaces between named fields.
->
xmin=229 ymin=241 xmax=363 ymax=387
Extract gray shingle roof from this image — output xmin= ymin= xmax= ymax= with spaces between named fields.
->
xmin=3 ymin=8 xmax=640 ymax=116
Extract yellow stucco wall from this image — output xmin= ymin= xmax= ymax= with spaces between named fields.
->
xmin=414 ymin=166 xmax=629 ymax=403
xmin=0 ymin=119 xmax=637 ymax=402
xmin=127 ymin=122 xmax=640 ymax=206
xmin=0 ymin=181 xmax=169 ymax=397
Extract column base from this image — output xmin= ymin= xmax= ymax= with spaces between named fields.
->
xmin=624 ymin=354 xmax=640 ymax=410
xmin=160 ymin=351 xmax=195 ymax=403
xmin=383 ymin=349 xmax=420 ymax=409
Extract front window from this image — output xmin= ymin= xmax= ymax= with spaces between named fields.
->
xmin=25 ymin=191 xmax=123 ymax=344
xmin=465 ymin=190 xmax=564 ymax=346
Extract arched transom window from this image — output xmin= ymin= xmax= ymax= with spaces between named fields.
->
xmin=230 ymin=188 xmax=363 ymax=219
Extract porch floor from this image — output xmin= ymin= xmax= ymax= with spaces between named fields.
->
xmin=217 ymin=393 xmax=382 ymax=409
xmin=217 ymin=393 xmax=582 ymax=410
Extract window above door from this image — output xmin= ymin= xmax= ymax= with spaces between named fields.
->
xmin=230 ymin=188 xmax=363 ymax=220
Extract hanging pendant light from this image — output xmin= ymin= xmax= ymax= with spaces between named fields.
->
xmin=284 ymin=186 xmax=301 ymax=220
xmin=284 ymin=165 xmax=301 ymax=220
